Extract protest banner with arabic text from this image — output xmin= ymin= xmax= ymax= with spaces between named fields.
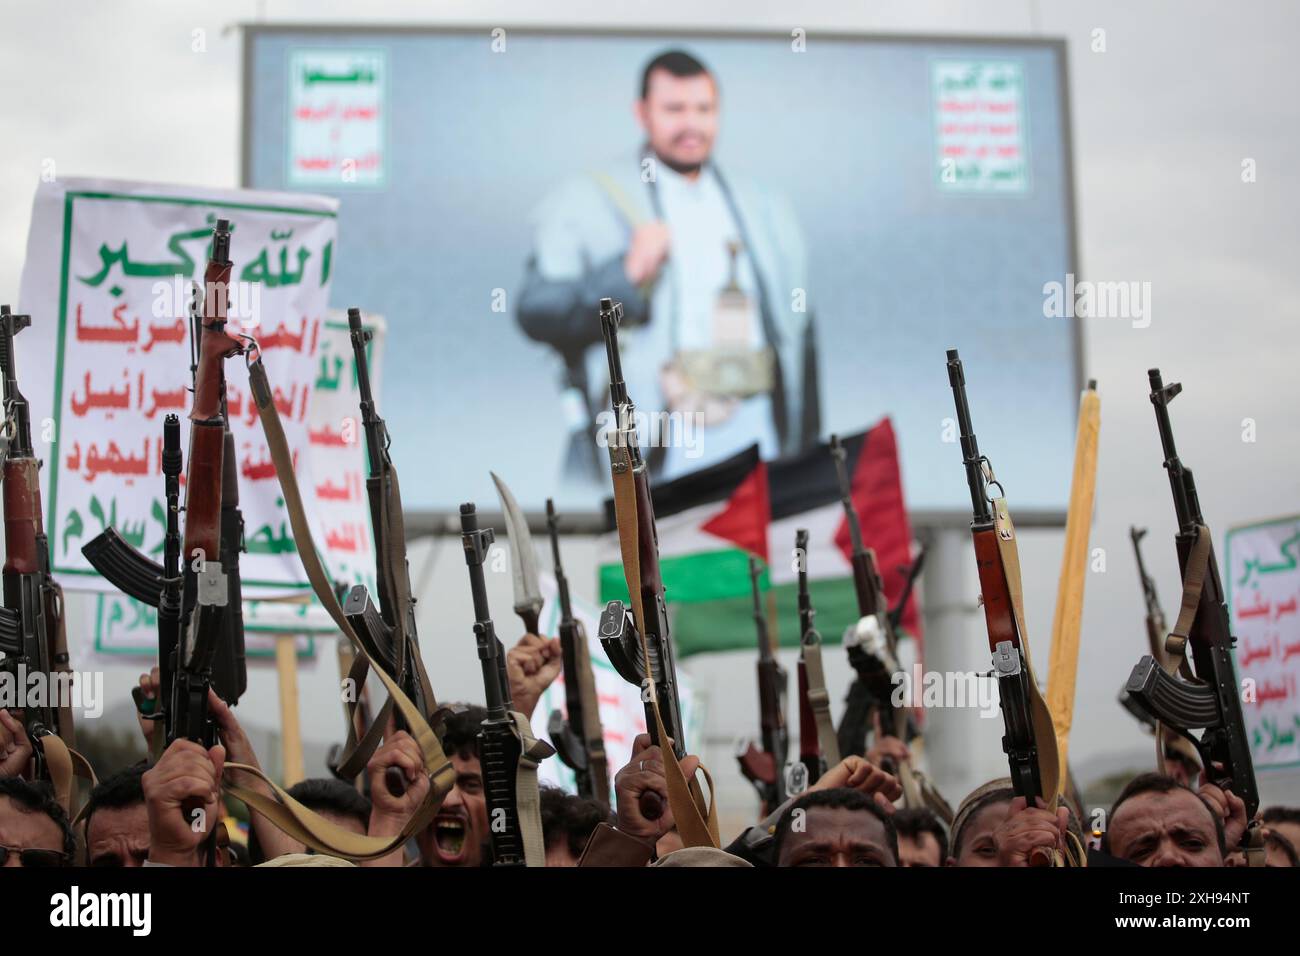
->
xmin=1226 ymin=515 xmax=1300 ymax=771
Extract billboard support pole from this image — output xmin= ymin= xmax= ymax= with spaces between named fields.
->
xmin=918 ymin=526 xmax=987 ymax=807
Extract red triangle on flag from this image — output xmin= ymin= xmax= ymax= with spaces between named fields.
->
xmin=832 ymin=418 xmax=922 ymax=640
xmin=700 ymin=461 xmax=770 ymax=564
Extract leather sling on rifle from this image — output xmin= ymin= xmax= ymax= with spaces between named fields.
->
xmin=1155 ymin=525 xmax=1264 ymax=866
xmin=1155 ymin=524 xmax=1208 ymax=781
xmin=801 ymin=639 xmax=840 ymax=769
xmin=222 ymin=356 xmax=455 ymax=861
xmin=609 ymin=440 xmax=720 ymax=848
xmin=510 ymin=709 xmax=554 ymax=866
xmin=989 ymin=486 xmax=1080 ymax=866
xmin=45 ymin=585 xmax=97 ymax=817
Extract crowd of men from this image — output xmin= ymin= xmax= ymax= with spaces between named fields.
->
xmin=1 ymin=632 xmax=1295 ymax=869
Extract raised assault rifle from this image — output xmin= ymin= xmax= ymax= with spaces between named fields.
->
xmin=1124 ymin=370 xmax=1259 ymax=832
xmin=338 ymin=307 xmax=439 ymax=796
xmin=737 ymin=556 xmax=789 ymax=812
xmin=83 ymin=221 xmax=247 ymax=760
xmin=461 ymin=502 xmax=539 ymax=866
xmin=545 ymin=498 xmax=610 ymax=807
xmin=795 ymin=528 xmax=831 ymax=788
xmin=0 ymin=305 xmax=78 ymax=787
xmin=596 ymin=297 xmax=689 ymax=821
xmin=946 ymin=349 xmax=1046 ymax=800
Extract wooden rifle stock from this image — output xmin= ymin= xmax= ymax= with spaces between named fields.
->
xmin=0 ymin=305 xmax=74 ymax=787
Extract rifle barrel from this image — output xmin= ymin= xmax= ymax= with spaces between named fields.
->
xmin=0 ymin=306 xmax=33 ymax=457
xmin=829 ymin=434 xmax=867 ymax=556
xmin=946 ymin=349 xmax=992 ymax=524
xmin=749 ymin=556 xmax=772 ymax=663
xmin=461 ymin=503 xmax=506 ymax=717
xmin=599 ymin=298 xmax=628 ymax=407
xmin=348 ymin=307 xmax=388 ymax=475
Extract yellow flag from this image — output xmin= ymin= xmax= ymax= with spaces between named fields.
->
xmin=1046 ymin=381 xmax=1101 ymax=790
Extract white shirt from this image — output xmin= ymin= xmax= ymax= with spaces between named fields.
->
xmin=652 ymin=164 xmax=778 ymax=479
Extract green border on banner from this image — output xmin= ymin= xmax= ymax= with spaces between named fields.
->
xmin=47 ymin=189 xmax=337 ymax=589
xmin=1224 ymin=513 xmax=1300 ymax=773
xmin=91 ymin=593 xmax=317 ymax=660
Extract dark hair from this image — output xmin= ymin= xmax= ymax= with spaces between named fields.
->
xmin=1265 ymin=829 xmax=1298 ymax=866
xmin=538 ymin=785 xmax=612 ymax=859
xmin=441 ymin=704 xmax=487 ymax=759
xmin=951 ymin=787 xmax=1014 ymax=859
xmin=772 ymin=788 xmax=898 ymax=863
xmin=0 ymin=776 xmax=76 ymax=862
xmin=892 ymin=806 xmax=949 ymax=862
xmin=640 ymin=50 xmax=712 ymax=99
xmin=247 ymin=777 xmax=373 ymax=864
xmin=82 ymin=762 xmax=147 ymax=850
xmin=1260 ymin=805 xmax=1300 ymax=827
xmin=1103 ymin=772 xmax=1226 ymax=856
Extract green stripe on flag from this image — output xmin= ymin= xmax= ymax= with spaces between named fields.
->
xmin=599 ymin=548 xmax=758 ymax=605
xmin=600 ymin=558 xmax=901 ymax=658
xmin=671 ymin=578 xmax=864 ymax=657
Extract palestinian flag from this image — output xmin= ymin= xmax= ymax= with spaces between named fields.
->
xmin=597 ymin=445 xmax=770 ymax=657
xmin=767 ymin=418 xmax=922 ymax=652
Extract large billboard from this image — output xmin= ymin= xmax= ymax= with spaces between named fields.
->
xmin=244 ymin=26 xmax=1080 ymax=523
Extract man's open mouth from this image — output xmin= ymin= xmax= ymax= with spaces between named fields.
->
xmin=433 ymin=814 xmax=468 ymax=863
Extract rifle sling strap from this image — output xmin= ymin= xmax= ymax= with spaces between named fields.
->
xmin=574 ymin=629 xmax=610 ymax=801
xmin=610 ymin=442 xmax=719 ymax=848
xmin=508 ymin=708 xmax=554 ymax=866
xmin=895 ymin=757 xmax=924 ymax=811
xmin=45 ymin=587 xmax=97 ymax=817
xmin=1156 ymin=527 xmax=1209 ymax=781
xmin=800 ymin=639 xmax=841 ymax=768
xmin=992 ymin=496 xmax=1061 ymax=809
xmin=41 ymin=733 xmax=97 ymax=819
xmin=992 ymin=497 xmax=1078 ymax=865
xmin=378 ymin=464 xmax=437 ymax=713
xmin=913 ymin=768 xmax=954 ymax=826
xmin=1163 ymin=525 xmax=1209 ymax=682
xmin=1154 ymin=527 xmax=1262 ymax=866
xmin=240 ymin=358 xmax=455 ymax=860
xmin=325 ymin=650 xmax=394 ymax=783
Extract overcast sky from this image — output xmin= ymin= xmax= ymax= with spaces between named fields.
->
xmin=1 ymin=0 xmax=1296 ymax=815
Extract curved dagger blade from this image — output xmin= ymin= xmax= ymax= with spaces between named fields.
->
xmin=490 ymin=471 xmax=543 ymax=620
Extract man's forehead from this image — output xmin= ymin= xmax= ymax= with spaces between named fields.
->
xmin=645 ymin=70 xmax=717 ymax=100
xmin=451 ymin=751 xmax=480 ymax=774
xmin=800 ymin=805 xmax=888 ymax=840
xmin=0 ymin=796 xmax=60 ymax=844
xmin=904 ymin=830 xmax=941 ymax=851
xmin=1114 ymin=789 xmax=1215 ymax=832
xmin=1268 ymin=819 xmax=1300 ymax=844
xmin=966 ymin=799 xmax=1012 ymax=835
xmin=88 ymin=801 xmax=148 ymax=838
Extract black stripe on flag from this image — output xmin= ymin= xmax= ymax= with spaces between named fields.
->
xmin=602 ymin=444 xmax=761 ymax=530
xmin=768 ymin=430 xmax=868 ymax=520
